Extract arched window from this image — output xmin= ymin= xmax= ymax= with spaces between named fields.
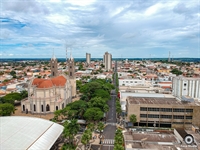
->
xmin=53 ymin=72 xmax=54 ymax=76
xmin=41 ymin=105 xmax=44 ymax=112
xmin=34 ymin=104 xmax=36 ymax=111
xmin=46 ymin=104 xmax=50 ymax=111
xmin=23 ymin=105 xmax=25 ymax=111
xmin=56 ymin=106 xmax=58 ymax=110
xmin=62 ymin=103 xmax=64 ymax=109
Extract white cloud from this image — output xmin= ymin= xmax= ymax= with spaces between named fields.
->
xmin=0 ymin=0 xmax=199 ymax=58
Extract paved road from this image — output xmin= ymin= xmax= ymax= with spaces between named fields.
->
xmin=102 ymin=61 xmax=118 ymax=150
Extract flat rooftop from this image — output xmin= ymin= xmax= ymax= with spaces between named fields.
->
xmin=127 ymin=96 xmax=200 ymax=106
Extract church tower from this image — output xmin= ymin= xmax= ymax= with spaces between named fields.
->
xmin=50 ymin=53 xmax=58 ymax=77
xmin=67 ymin=51 xmax=76 ymax=97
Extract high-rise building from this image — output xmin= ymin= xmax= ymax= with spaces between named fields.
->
xmin=50 ymin=53 xmax=58 ymax=77
xmin=103 ymin=52 xmax=112 ymax=71
xmin=86 ymin=53 xmax=91 ymax=65
xmin=172 ymin=76 xmax=200 ymax=100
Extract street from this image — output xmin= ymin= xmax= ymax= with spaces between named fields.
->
xmin=101 ymin=61 xmax=118 ymax=150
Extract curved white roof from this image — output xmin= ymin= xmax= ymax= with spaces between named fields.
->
xmin=0 ymin=116 xmax=64 ymax=150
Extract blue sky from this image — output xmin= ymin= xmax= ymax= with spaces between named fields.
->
xmin=0 ymin=0 xmax=199 ymax=58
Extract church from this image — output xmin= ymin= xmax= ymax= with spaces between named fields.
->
xmin=21 ymin=53 xmax=76 ymax=114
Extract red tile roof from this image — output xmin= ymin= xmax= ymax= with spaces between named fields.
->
xmin=32 ymin=75 xmax=66 ymax=88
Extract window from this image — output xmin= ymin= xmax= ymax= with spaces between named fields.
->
xmin=23 ymin=105 xmax=25 ymax=111
xmin=173 ymin=122 xmax=184 ymax=124
xmin=186 ymin=116 xmax=192 ymax=119
xmin=173 ymin=108 xmax=185 ymax=112
xmin=140 ymin=114 xmax=147 ymax=118
xmin=56 ymin=106 xmax=58 ymax=110
xmin=148 ymin=107 xmax=159 ymax=111
xmin=148 ymin=114 xmax=159 ymax=118
xmin=46 ymin=104 xmax=50 ymax=111
xmin=160 ymin=115 xmax=172 ymax=119
xmin=70 ymin=72 xmax=72 ymax=76
xmin=126 ymin=81 xmax=129 ymax=83
xmin=186 ymin=109 xmax=193 ymax=113
xmin=173 ymin=115 xmax=184 ymax=119
xmin=160 ymin=108 xmax=172 ymax=112
xmin=130 ymin=81 xmax=133 ymax=83
xmin=184 ymin=83 xmax=187 ymax=86
xmin=34 ymin=105 xmax=36 ymax=111
xmin=185 ymin=122 xmax=192 ymax=124
xmin=140 ymin=107 xmax=147 ymax=111
xmin=41 ymin=105 xmax=44 ymax=112
xmin=70 ymin=66 xmax=72 ymax=68
xmin=52 ymin=66 xmax=54 ymax=68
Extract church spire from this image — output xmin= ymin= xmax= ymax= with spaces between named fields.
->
xmin=52 ymin=49 xmax=56 ymax=60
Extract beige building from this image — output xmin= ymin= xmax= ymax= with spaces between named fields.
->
xmin=86 ymin=53 xmax=91 ymax=65
xmin=103 ymin=52 xmax=112 ymax=71
xmin=21 ymin=74 xmax=72 ymax=114
xmin=126 ymin=96 xmax=200 ymax=129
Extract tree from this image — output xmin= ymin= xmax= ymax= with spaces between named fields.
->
xmin=170 ymin=68 xmax=182 ymax=76
xmin=63 ymin=119 xmax=80 ymax=145
xmin=97 ymin=122 xmax=104 ymax=135
xmin=83 ymin=107 xmax=104 ymax=123
xmin=81 ymin=129 xmax=92 ymax=150
xmin=87 ymin=123 xmax=95 ymax=132
xmin=114 ymin=129 xmax=124 ymax=150
xmin=0 ymin=103 xmax=15 ymax=116
xmin=129 ymin=114 xmax=137 ymax=127
xmin=10 ymin=70 xmax=16 ymax=76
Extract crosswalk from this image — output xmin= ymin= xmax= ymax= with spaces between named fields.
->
xmin=102 ymin=139 xmax=115 ymax=145
xmin=106 ymin=123 xmax=116 ymax=126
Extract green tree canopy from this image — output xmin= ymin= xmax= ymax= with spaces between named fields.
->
xmin=0 ymin=103 xmax=15 ymax=116
xmin=170 ymin=68 xmax=183 ymax=76
xmin=130 ymin=114 xmax=137 ymax=126
xmin=83 ymin=107 xmax=104 ymax=122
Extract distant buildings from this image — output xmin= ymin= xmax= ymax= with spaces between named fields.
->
xmin=103 ymin=52 xmax=112 ymax=71
xmin=86 ymin=53 xmax=91 ymax=65
xmin=172 ymin=76 xmax=200 ymax=100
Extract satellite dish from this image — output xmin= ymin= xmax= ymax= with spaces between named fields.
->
xmin=184 ymin=135 xmax=194 ymax=145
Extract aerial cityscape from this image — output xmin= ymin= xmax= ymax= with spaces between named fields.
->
xmin=0 ymin=0 xmax=200 ymax=150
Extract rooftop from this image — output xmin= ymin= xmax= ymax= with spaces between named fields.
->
xmin=0 ymin=116 xmax=63 ymax=150
xmin=127 ymin=96 xmax=200 ymax=106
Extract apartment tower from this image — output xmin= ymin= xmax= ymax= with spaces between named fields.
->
xmin=103 ymin=52 xmax=112 ymax=71
xmin=86 ymin=53 xmax=91 ymax=65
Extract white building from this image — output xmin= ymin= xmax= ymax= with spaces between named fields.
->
xmin=119 ymin=78 xmax=146 ymax=86
xmin=86 ymin=53 xmax=91 ymax=65
xmin=103 ymin=52 xmax=112 ymax=71
xmin=21 ymin=74 xmax=72 ymax=114
xmin=172 ymin=76 xmax=200 ymax=100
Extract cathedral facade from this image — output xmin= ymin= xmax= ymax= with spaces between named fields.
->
xmin=21 ymin=54 xmax=75 ymax=114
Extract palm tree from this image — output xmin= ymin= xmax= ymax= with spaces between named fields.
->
xmin=87 ymin=123 xmax=95 ymax=132
xmin=97 ymin=122 xmax=104 ymax=136
xmin=81 ymin=129 xmax=92 ymax=150
xmin=114 ymin=144 xmax=124 ymax=150
xmin=129 ymin=114 xmax=137 ymax=127
xmin=63 ymin=119 xmax=80 ymax=146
